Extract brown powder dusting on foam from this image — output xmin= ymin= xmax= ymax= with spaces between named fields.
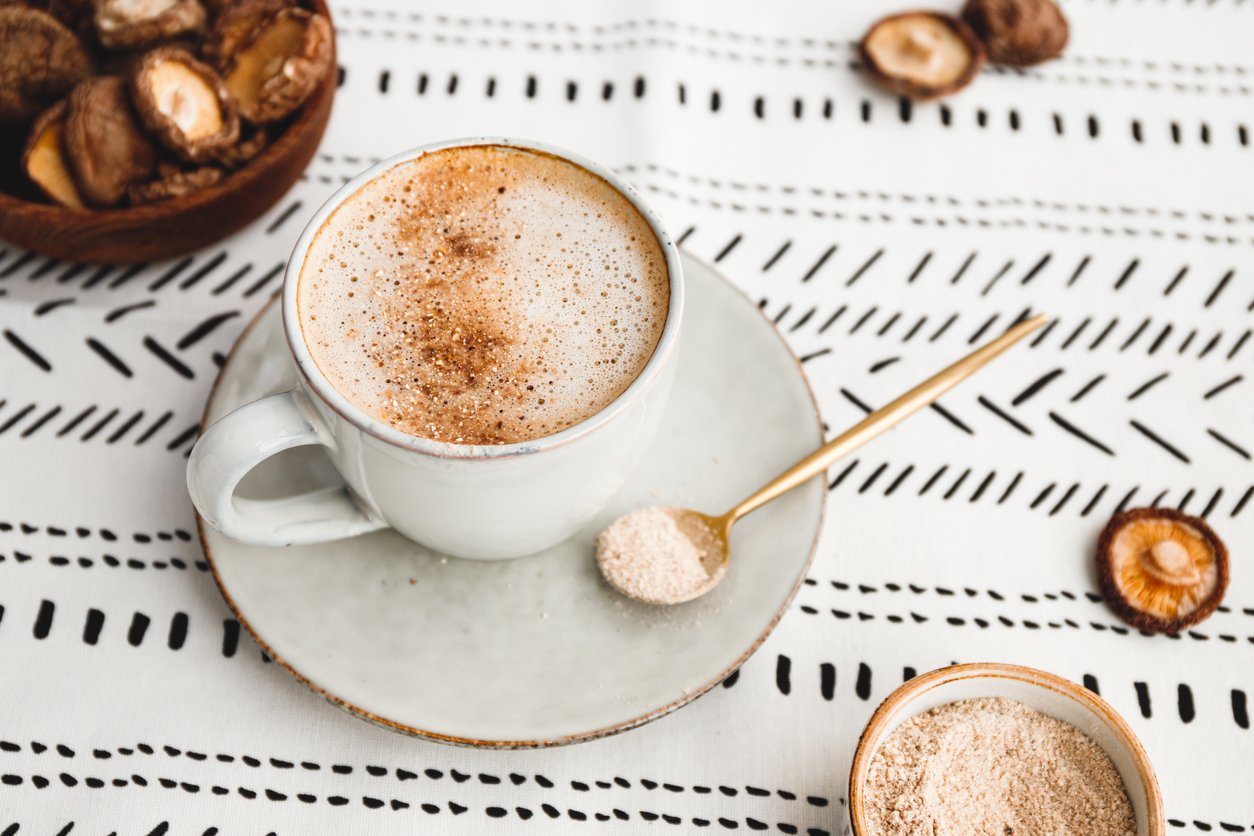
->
xmin=297 ymin=144 xmax=669 ymax=445
xmin=865 ymin=697 xmax=1136 ymax=836
xmin=596 ymin=507 xmax=722 ymax=604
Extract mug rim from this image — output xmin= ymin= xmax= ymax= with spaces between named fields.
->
xmin=280 ymin=137 xmax=685 ymax=460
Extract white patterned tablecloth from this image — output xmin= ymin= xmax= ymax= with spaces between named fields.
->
xmin=1 ymin=0 xmax=1252 ymax=832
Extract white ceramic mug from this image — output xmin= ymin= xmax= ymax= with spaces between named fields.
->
xmin=186 ymin=138 xmax=684 ymax=560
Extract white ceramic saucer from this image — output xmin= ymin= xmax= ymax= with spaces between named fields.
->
xmin=200 ymin=253 xmax=824 ymax=747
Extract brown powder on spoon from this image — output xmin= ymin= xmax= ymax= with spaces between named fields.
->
xmin=596 ymin=507 xmax=722 ymax=604
xmin=865 ymin=697 xmax=1135 ymax=836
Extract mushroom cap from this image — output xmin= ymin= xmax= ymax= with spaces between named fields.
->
xmin=63 ymin=74 xmax=158 ymax=207
xmin=130 ymin=46 xmax=239 ymax=162
xmin=93 ymin=0 xmax=207 ymax=51
xmin=1096 ymin=507 xmax=1229 ymax=634
xmin=962 ymin=0 xmax=1068 ymax=66
xmin=859 ymin=11 xmax=985 ymax=101
xmin=0 ymin=6 xmax=92 ymax=124
xmin=214 ymin=5 xmax=333 ymax=124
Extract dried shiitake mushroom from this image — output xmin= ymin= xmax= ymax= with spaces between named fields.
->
xmin=0 ymin=5 xmax=92 ymax=123
xmin=93 ymin=0 xmax=206 ymax=50
xmin=1096 ymin=507 xmax=1229 ymax=634
xmin=21 ymin=100 xmax=85 ymax=208
xmin=200 ymin=0 xmax=287 ymax=69
xmin=128 ymin=164 xmax=221 ymax=203
xmin=3 ymin=0 xmax=95 ymax=39
xmin=962 ymin=0 xmax=1068 ymax=66
xmin=64 ymin=75 xmax=158 ymax=206
xmin=860 ymin=11 xmax=985 ymax=100
xmin=130 ymin=47 xmax=239 ymax=162
xmin=214 ymin=4 xmax=332 ymax=124
xmin=860 ymin=12 xmax=985 ymax=101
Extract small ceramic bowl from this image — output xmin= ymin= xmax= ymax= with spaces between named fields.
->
xmin=848 ymin=662 xmax=1164 ymax=836
xmin=0 ymin=0 xmax=334 ymax=264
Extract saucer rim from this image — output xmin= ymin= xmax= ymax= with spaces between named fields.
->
xmin=195 ymin=251 xmax=826 ymax=748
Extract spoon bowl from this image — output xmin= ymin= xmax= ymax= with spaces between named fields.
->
xmin=596 ymin=314 xmax=1048 ymax=606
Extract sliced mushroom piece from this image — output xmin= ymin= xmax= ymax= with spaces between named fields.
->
xmin=963 ymin=0 xmax=1067 ymax=66
xmin=21 ymin=100 xmax=85 ymax=208
xmin=93 ymin=0 xmax=206 ymax=50
xmin=221 ymin=6 xmax=332 ymax=124
xmin=0 ymin=6 xmax=91 ymax=124
xmin=859 ymin=11 xmax=985 ymax=100
xmin=64 ymin=75 xmax=158 ymax=207
xmin=131 ymin=47 xmax=239 ymax=162
xmin=1096 ymin=507 xmax=1229 ymax=634
xmin=128 ymin=164 xmax=222 ymax=203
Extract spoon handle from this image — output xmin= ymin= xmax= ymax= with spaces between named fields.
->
xmin=724 ymin=313 xmax=1048 ymax=524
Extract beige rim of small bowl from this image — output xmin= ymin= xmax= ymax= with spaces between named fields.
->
xmin=846 ymin=662 xmax=1165 ymax=835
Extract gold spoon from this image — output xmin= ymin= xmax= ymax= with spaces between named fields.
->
xmin=596 ymin=314 xmax=1048 ymax=605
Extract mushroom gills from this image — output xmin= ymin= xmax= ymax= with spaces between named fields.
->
xmin=225 ymin=13 xmax=308 ymax=114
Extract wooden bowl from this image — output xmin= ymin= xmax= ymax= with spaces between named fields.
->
xmin=0 ymin=0 xmax=335 ymax=264
xmin=848 ymin=663 xmax=1165 ymax=836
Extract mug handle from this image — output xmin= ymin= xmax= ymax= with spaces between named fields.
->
xmin=186 ymin=389 xmax=387 ymax=546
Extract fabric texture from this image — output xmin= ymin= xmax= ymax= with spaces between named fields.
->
xmin=1 ymin=0 xmax=1251 ymax=832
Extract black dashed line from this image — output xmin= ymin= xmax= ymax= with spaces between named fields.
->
xmin=147 ymin=258 xmax=193 ymax=291
xmin=976 ymin=397 xmax=1032 ymax=435
xmin=80 ymin=409 xmax=118 ymax=442
xmin=994 ymin=472 xmax=1021 ymax=505
xmin=166 ymin=424 xmax=199 ymax=451
xmin=1020 ymin=253 xmax=1051 ymax=284
xmin=177 ymin=312 xmax=240 ymax=350
xmin=1204 ymin=375 xmax=1242 ymax=399
xmin=265 ymin=201 xmax=304 ymax=234
xmin=143 ymin=338 xmax=194 ymax=379
xmin=20 ymin=406 xmax=61 ymax=438
xmin=56 ymin=406 xmax=95 ymax=437
xmin=981 ymin=260 xmax=1014 ymax=296
xmin=1207 ymin=429 xmax=1251 ymax=460
xmin=1049 ymin=412 xmax=1115 ymax=456
xmin=242 ymin=263 xmax=284 ymax=298
xmin=1089 ymin=318 xmax=1118 ymax=350
xmin=5 ymin=330 xmax=52 ymax=371
xmin=1128 ymin=372 xmax=1169 ymax=400
xmin=801 ymin=245 xmax=837 ymax=283
xmin=948 ymin=252 xmax=976 ymax=285
xmin=929 ymin=404 xmax=973 ymax=435
xmin=85 ymin=338 xmax=133 ymax=377
xmin=135 ymin=412 xmax=173 ymax=445
xmin=906 ymin=252 xmax=932 ymax=283
xmin=1080 ymin=485 xmax=1108 ymax=517
xmin=845 ymin=248 xmax=882 ymax=286
xmin=106 ymin=411 xmax=145 ymax=444
xmin=1163 ymin=266 xmax=1188 ymax=296
xmin=33 ymin=600 xmax=54 ymax=639
xmin=762 ymin=241 xmax=791 ymax=272
xmin=1129 ymin=420 xmax=1190 ymax=463
xmin=1012 ymin=368 xmax=1063 ymax=405
xmin=178 ymin=252 xmax=227 ymax=290
xmin=128 ymin=613 xmax=150 ymax=646
xmin=713 ymin=234 xmax=742 ymax=263
xmin=1060 ymin=318 xmax=1090 ymax=349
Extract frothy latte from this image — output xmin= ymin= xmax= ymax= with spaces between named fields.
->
xmin=297 ymin=145 xmax=670 ymax=445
